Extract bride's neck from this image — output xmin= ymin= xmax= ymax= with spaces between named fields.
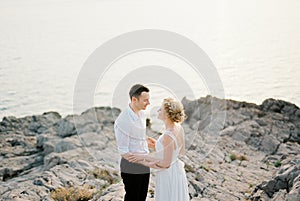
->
xmin=165 ymin=119 xmax=175 ymax=130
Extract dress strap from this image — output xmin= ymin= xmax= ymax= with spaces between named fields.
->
xmin=164 ymin=130 xmax=179 ymax=150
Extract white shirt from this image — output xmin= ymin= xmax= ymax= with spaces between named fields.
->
xmin=114 ymin=105 xmax=149 ymax=155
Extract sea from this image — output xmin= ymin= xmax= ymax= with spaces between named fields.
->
xmin=1 ymin=0 xmax=299 ymax=128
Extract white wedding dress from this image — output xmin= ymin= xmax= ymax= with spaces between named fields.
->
xmin=154 ymin=129 xmax=190 ymax=201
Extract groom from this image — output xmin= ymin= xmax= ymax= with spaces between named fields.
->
xmin=114 ymin=84 xmax=151 ymax=201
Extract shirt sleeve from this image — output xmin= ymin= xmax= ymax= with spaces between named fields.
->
xmin=114 ymin=124 xmax=130 ymax=155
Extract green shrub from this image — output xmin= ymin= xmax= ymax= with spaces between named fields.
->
xmin=229 ymin=153 xmax=237 ymax=161
xmin=274 ymin=160 xmax=281 ymax=167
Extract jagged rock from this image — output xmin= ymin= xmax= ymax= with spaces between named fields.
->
xmin=290 ymin=127 xmax=300 ymax=143
xmin=55 ymin=118 xmax=77 ymax=137
xmin=251 ymin=158 xmax=300 ymax=200
xmin=0 ymin=97 xmax=299 ymax=200
xmin=0 ymin=112 xmax=61 ymax=136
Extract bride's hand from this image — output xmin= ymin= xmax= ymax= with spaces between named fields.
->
xmin=147 ymin=137 xmax=156 ymax=149
xmin=127 ymin=153 xmax=145 ymax=163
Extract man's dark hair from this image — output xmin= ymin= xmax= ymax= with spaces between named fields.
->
xmin=129 ymin=84 xmax=149 ymax=100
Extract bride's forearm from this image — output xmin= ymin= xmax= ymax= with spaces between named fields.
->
xmin=155 ymin=160 xmax=170 ymax=168
xmin=136 ymin=154 xmax=171 ymax=168
xmin=145 ymin=154 xmax=159 ymax=162
xmin=133 ymin=152 xmax=158 ymax=162
xmin=139 ymin=161 xmax=165 ymax=169
xmin=141 ymin=158 xmax=170 ymax=169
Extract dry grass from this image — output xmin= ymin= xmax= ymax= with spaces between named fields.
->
xmin=51 ymin=184 xmax=94 ymax=201
xmin=184 ymin=164 xmax=196 ymax=173
xmin=88 ymin=168 xmax=119 ymax=184
xmin=229 ymin=153 xmax=248 ymax=162
xmin=51 ymin=168 xmax=120 ymax=201
xmin=87 ymin=167 xmax=121 ymax=200
xmin=200 ymin=164 xmax=210 ymax=172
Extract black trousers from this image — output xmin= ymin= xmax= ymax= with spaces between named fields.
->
xmin=120 ymin=158 xmax=150 ymax=201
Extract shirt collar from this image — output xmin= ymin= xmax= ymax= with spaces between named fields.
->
xmin=127 ymin=104 xmax=140 ymax=121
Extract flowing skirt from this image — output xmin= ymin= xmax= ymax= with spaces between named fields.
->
xmin=155 ymin=160 xmax=190 ymax=201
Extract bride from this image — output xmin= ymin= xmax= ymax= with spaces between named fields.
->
xmin=128 ymin=97 xmax=190 ymax=201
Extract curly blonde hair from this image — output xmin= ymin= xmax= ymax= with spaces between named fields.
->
xmin=162 ymin=98 xmax=187 ymax=123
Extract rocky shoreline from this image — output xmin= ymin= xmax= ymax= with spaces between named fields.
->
xmin=0 ymin=96 xmax=299 ymax=201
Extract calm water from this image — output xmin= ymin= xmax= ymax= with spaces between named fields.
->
xmin=1 ymin=0 xmax=300 ymax=122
